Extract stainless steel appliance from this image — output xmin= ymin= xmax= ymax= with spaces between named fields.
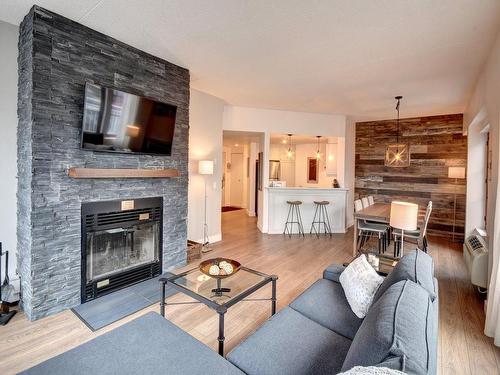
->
xmin=269 ymin=160 xmax=281 ymax=180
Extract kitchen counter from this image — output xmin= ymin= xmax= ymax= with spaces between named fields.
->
xmin=266 ymin=187 xmax=349 ymax=234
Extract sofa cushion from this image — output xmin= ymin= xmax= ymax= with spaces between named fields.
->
xmin=20 ymin=312 xmax=243 ymax=375
xmin=290 ymin=279 xmax=363 ymax=339
xmin=227 ymin=306 xmax=352 ymax=375
xmin=323 ymin=263 xmax=346 ymax=282
xmin=341 ymin=280 xmax=438 ymax=375
xmin=373 ymin=249 xmax=436 ymax=304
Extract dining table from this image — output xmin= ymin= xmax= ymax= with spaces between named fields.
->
xmin=352 ymin=203 xmax=391 ymax=256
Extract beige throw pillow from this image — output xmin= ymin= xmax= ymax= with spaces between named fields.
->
xmin=339 ymin=255 xmax=384 ymax=318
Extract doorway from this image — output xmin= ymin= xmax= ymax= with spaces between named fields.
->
xmin=230 ymin=152 xmax=244 ymax=207
xmin=221 ymin=130 xmax=264 ymax=232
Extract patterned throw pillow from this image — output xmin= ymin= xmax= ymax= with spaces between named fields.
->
xmin=338 ymin=366 xmax=405 ymax=375
xmin=339 ymin=255 xmax=384 ymax=318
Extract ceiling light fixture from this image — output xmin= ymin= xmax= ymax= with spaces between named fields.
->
xmin=385 ymin=96 xmax=410 ymax=167
xmin=287 ymin=134 xmax=293 ymax=159
xmin=316 ymin=136 xmax=322 ymax=159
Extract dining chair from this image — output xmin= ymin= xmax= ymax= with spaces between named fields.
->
xmin=354 ymin=199 xmax=363 ymax=212
xmin=368 ymin=196 xmax=375 ymax=205
xmin=393 ymin=201 xmax=433 ymax=256
xmin=355 ymin=199 xmax=388 ymax=254
xmin=361 ymin=197 xmax=370 ymax=208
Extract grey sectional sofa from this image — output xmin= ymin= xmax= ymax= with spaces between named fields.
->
xmin=21 ymin=250 xmax=438 ymax=375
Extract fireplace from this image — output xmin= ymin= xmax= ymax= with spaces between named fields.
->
xmin=81 ymin=197 xmax=163 ymax=302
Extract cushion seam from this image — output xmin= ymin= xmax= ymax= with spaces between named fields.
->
xmin=425 ymin=295 xmax=431 ymax=371
xmin=390 ymin=280 xmax=407 ymax=358
xmin=288 ymin=304 xmax=355 ymax=341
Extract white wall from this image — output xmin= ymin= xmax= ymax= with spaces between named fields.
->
xmin=344 ymin=117 xmax=356 ymax=227
xmin=0 ymin=21 xmax=18 ymax=281
xmin=465 ymin=121 xmax=488 ymax=236
xmin=188 ymin=89 xmax=225 ymax=244
xmin=247 ymin=142 xmax=259 ymax=216
xmin=294 ymin=143 xmax=334 ymax=187
xmin=464 ymin=25 xmax=500 ymax=344
xmin=223 ymin=106 xmax=346 ymax=136
xmin=223 ymin=106 xmax=348 ymax=232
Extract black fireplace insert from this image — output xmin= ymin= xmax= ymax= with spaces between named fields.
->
xmin=81 ymin=197 xmax=163 ymax=302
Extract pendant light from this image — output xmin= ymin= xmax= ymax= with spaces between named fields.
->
xmin=385 ymin=96 xmax=410 ymax=167
xmin=287 ymin=134 xmax=293 ymax=159
xmin=316 ymin=136 xmax=322 ymax=159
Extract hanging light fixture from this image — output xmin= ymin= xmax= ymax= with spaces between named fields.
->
xmin=287 ymin=134 xmax=293 ymax=159
xmin=316 ymin=136 xmax=322 ymax=159
xmin=385 ymin=96 xmax=410 ymax=167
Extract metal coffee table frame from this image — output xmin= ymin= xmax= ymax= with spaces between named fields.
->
xmin=159 ymin=266 xmax=278 ymax=356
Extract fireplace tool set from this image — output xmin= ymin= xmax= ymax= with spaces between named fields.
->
xmin=0 ymin=242 xmax=17 ymax=325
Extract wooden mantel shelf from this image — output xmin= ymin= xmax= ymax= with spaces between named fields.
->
xmin=68 ymin=168 xmax=180 ymax=179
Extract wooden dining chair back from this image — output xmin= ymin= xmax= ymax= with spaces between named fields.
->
xmin=354 ymin=199 xmax=363 ymax=212
xmin=419 ymin=201 xmax=433 ymax=252
xmin=361 ymin=197 xmax=370 ymax=208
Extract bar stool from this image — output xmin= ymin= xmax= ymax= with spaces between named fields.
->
xmin=310 ymin=201 xmax=332 ymax=237
xmin=283 ymin=200 xmax=305 ymax=238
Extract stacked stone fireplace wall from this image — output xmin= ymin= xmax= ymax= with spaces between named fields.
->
xmin=17 ymin=6 xmax=190 ymax=320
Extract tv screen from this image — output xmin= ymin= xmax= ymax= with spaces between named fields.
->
xmin=81 ymin=83 xmax=177 ymax=156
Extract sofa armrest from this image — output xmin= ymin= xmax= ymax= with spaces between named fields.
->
xmin=323 ymin=264 xmax=346 ymax=283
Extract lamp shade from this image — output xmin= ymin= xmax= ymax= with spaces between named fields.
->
xmin=390 ymin=201 xmax=418 ymax=231
xmin=448 ymin=166 xmax=465 ymax=179
xmin=198 ymin=160 xmax=214 ymax=175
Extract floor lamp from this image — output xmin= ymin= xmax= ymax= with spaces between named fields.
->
xmin=199 ymin=160 xmax=214 ymax=253
xmin=448 ymin=167 xmax=466 ymax=242
xmin=390 ymin=201 xmax=418 ymax=258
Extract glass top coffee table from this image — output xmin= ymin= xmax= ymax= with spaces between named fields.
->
xmin=159 ymin=265 xmax=277 ymax=356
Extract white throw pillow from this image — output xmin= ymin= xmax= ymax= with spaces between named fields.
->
xmin=339 ymin=255 xmax=384 ymax=318
xmin=339 ymin=366 xmax=405 ymax=375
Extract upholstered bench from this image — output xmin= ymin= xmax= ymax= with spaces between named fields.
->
xmin=20 ymin=312 xmax=243 ymax=375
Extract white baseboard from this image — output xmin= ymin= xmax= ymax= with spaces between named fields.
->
xmin=246 ymin=209 xmax=256 ymax=217
xmin=257 ymin=221 xmax=264 ymax=233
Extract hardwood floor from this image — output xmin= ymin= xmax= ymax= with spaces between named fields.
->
xmin=1 ymin=210 xmax=499 ymax=374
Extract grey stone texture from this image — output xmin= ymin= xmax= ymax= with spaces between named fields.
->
xmin=17 ymin=6 xmax=190 ymax=320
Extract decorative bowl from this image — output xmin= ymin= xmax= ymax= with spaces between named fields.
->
xmin=199 ymin=258 xmax=241 ymax=279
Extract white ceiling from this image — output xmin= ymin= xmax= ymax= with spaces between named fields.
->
xmin=2 ymin=0 xmax=500 ymax=118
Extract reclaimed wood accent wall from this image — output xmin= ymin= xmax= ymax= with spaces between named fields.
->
xmin=355 ymin=114 xmax=467 ymax=240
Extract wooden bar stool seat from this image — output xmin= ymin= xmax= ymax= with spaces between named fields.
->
xmin=283 ymin=201 xmax=305 ymax=238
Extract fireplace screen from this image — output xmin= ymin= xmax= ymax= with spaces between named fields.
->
xmin=81 ymin=197 xmax=163 ymax=302
xmin=86 ymin=222 xmax=160 ymax=282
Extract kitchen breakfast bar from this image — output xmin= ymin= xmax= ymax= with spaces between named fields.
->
xmin=266 ymin=187 xmax=349 ymax=235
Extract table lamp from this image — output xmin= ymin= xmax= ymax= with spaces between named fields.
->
xmin=199 ymin=160 xmax=214 ymax=252
xmin=448 ymin=166 xmax=465 ymax=242
xmin=390 ymin=201 xmax=418 ymax=257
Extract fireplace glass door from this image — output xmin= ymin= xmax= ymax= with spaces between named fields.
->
xmin=85 ymin=221 xmax=160 ymax=282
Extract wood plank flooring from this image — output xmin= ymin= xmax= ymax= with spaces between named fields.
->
xmin=1 ymin=210 xmax=499 ymax=374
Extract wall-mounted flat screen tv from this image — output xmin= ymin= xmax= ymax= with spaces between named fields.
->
xmin=81 ymin=83 xmax=177 ymax=156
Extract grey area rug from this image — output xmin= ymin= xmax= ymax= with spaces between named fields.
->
xmin=72 ymin=273 xmax=176 ymax=331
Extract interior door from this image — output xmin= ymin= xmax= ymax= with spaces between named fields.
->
xmin=230 ymin=153 xmax=244 ymax=207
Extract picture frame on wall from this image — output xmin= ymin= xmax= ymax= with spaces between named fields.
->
xmin=307 ymin=157 xmax=319 ymax=183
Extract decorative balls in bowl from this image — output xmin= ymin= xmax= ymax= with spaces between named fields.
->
xmin=199 ymin=258 xmax=241 ymax=279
